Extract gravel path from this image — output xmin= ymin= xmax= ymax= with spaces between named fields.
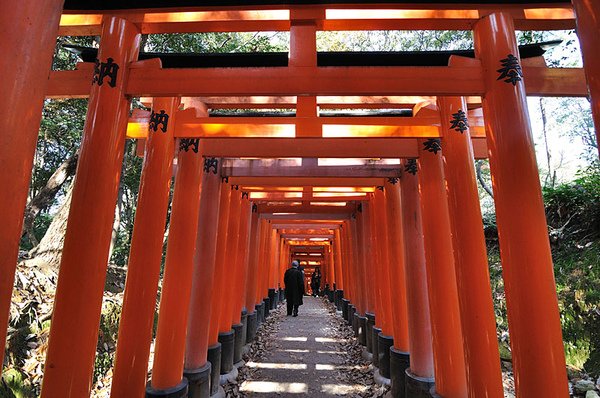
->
xmin=237 ymin=297 xmax=387 ymax=398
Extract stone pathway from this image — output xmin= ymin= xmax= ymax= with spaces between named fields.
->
xmin=238 ymin=297 xmax=387 ymax=397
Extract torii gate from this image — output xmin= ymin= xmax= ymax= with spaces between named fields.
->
xmin=0 ymin=1 xmax=598 ymax=398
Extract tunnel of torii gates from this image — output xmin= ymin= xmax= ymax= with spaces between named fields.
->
xmin=1 ymin=1 xmax=600 ymax=398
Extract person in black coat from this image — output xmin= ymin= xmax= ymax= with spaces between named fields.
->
xmin=311 ymin=268 xmax=322 ymax=297
xmin=284 ymin=260 xmax=304 ymax=317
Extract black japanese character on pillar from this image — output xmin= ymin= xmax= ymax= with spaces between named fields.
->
xmin=423 ymin=138 xmax=442 ymax=154
xmin=232 ymin=184 xmax=239 ymax=190
xmin=203 ymin=157 xmax=219 ymax=174
xmin=357 ymin=203 xmax=362 ymax=213
xmin=242 ymin=192 xmax=249 ymax=199
xmin=387 ymin=177 xmax=399 ymax=184
xmin=221 ymin=176 xmax=229 ymax=183
xmin=92 ymin=58 xmax=119 ymax=87
xmin=149 ymin=110 xmax=169 ymax=133
xmin=179 ymin=138 xmax=200 ymax=153
xmin=376 ymin=186 xmax=384 ymax=191
xmin=405 ymin=159 xmax=418 ymax=175
xmin=252 ymin=203 xmax=258 ymax=213
xmin=449 ymin=110 xmax=469 ymax=134
xmin=497 ymin=54 xmax=523 ymax=86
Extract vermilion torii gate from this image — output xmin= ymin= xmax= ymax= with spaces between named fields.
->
xmin=1 ymin=1 xmax=599 ymax=398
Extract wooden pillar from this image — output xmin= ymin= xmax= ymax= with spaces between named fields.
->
xmin=334 ymin=229 xmax=344 ymax=291
xmin=355 ymin=210 xmax=368 ymax=315
xmin=245 ymin=209 xmax=260 ymax=312
xmin=41 ymin=17 xmax=140 ymax=397
xmin=572 ymin=0 xmax=600 ymax=155
xmin=208 ymin=179 xmax=232 ymax=345
xmin=231 ymin=194 xmax=252 ymax=324
xmin=0 ymin=1 xmax=64 ymax=370
xmin=417 ymin=135 xmax=469 ymax=397
xmin=149 ymin=137 xmax=204 ymax=391
xmin=110 ymin=97 xmax=180 ymax=397
xmin=383 ymin=179 xmax=410 ymax=352
xmin=364 ymin=201 xmax=381 ymax=322
xmin=400 ymin=160 xmax=434 ymax=379
xmin=220 ymin=188 xmax=242 ymax=332
xmin=474 ymin=13 xmax=569 ymax=396
xmin=184 ymin=158 xmax=223 ymax=370
xmin=373 ymin=191 xmax=395 ymax=337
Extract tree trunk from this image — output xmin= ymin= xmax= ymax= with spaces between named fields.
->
xmin=21 ymin=152 xmax=78 ymax=244
xmin=476 ymin=160 xmax=494 ymax=198
xmin=29 ymin=183 xmax=73 ymax=272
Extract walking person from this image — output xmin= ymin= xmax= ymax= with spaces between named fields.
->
xmin=284 ymin=260 xmax=304 ymax=317
xmin=311 ymin=268 xmax=322 ymax=297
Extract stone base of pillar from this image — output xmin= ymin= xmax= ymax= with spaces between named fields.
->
xmin=219 ymin=365 xmax=238 ymax=385
xmin=378 ymin=334 xmax=394 ymax=379
xmin=263 ymin=297 xmax=270 ymax=318
xmin=240 ymin=309 xmax=248 ymax=347
xmin=279 ymin=288 xmax=285 ymax=303
xmin=362 ymin=347 xmax=373 ymax=362
xmin=374 ymin=368 xmax=392 ymax=387
xmin=342 ymin=298 xmax=349 ymax=320
xmin=145 ymin=379 xmax=188 ymax=398
xmin=372 ymin=326 xmax=382 ymax=369
xmin=352 ymin=311 xmax=359 ymax=336
xmin=268 ymin=288 xmax=276 ymax=309
xmin=207 ymin=343 xmax=222 ymax=397
xmin=184 ymin=362 xmax=211 ymax=398
xmin=357 ymin=315 xmax=367 ymax=346
xmin=389 ymin=347 xmax=410 ymax=398
xmin=210 ymin=386 xmax=226 ymax=398
xmin=246 ymin=310 xmax=258 ymax=343
xmin=429 ymin=387 xmax=442 ymax=398
xmin=232 ymin=323 xmax=244 ymax=364
xmin=336 ymin=290 xmax=344 ymax=310
xmin=405 ymin=369 xmax=435 ymax=398
xmin=218 ymin=330 xmax=235 ymax=374
xmin=255 ymin=303 xmax=264 ymax=325
xmin=365 ymin=313 xmax=375 ymax=353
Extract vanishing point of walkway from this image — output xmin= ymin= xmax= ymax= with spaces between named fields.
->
xmin=238 ymin=297 xmax=386 ymax=397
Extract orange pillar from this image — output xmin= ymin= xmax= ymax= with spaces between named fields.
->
xmin=354 ymin=211 xmax=368 ymax=316
xmin=184 ymin=158 xmax=223 ymax=370
xmin=111 ymin=97 xmax=180 ymax=398
xmin=245 ymin=209 xmax=260 ymax=313
xmin=41 ymin=17 xmax=140 ymax=397
xmin=342 ymin=221 xmax=354 ymax=306
xmin=221 ymin=189 xmax=242 ymax=328
xmin=439 ymin=96 xmax=505 ymax=396
xmin=334 ymin=229 xmax=344 ymax=292
xmin=417 ymin=136 xmax=469 ymax=397
xmin=400 ymin=160 xmax=434 ymax=379
xmin=149 ymin=138 xmax=204 ymax=392
xmin=572 ymin=0 xmax=600 ymax=155
xmin=383 ymin=179 xmax=409 ymax=353
xmin=0 ymin=1 xmax=64 ymax=370
xmin=364 ymin=201 xmax=380 ymax=322
xmin=209 ymin=179 xmax=232 ymax=344
xmin=475 ymin=13 xmax=569 ymax=397
xmin=373 ymin=190 xmax=395 ymax=337
xmin=231 ymin=194 xmax=252 ymax=325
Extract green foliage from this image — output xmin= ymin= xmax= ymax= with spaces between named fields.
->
xmin=317 ymin=30 xmax=473 ymax=51
xmin=93 ymin=301 xmax=122 ymax=383
xmin=0 ymin=368 xmax=34 ymax=398
xmin=145 ymin=32 xmax=288 ymax=53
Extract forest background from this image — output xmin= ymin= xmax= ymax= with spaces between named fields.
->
xmin=1 ymin=27 xmax=598 ymax=396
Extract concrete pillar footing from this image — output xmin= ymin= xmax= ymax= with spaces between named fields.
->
xmin=246 ymin=310 xmax=258 ymax=343
xmin=219 ymin=365 xmax=238 ymax=385
xmin=374 ymin=368 xmax=392 ymax=387
xmin=389 ymin=347 xmax=410 ymax=398
xmin=377 ymin=333 xmax=394 ymax=379
xmin=232 ymin=323 xmax=244 ymax=364
xmin=210 ymin=385 xmax=226 ymax=398
xmin=357 ymin=315 xmax=367 ymax=345
xmin=372 ymin=326 xmax=382 ymax=369
xmin=145 ymin=379 xmax=188 ymax=398
xmin=218 ymin=330 xmax=235 ymax=374
xmin=362 ymin=347 xmax=373 ymax=362
xmin=184 ymin=362 xmax=211 ymax=398
xmin=405 ymin=369 xmax=435 ymax=398
xmin=207 ymin=343 xmax=222 ymax=396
